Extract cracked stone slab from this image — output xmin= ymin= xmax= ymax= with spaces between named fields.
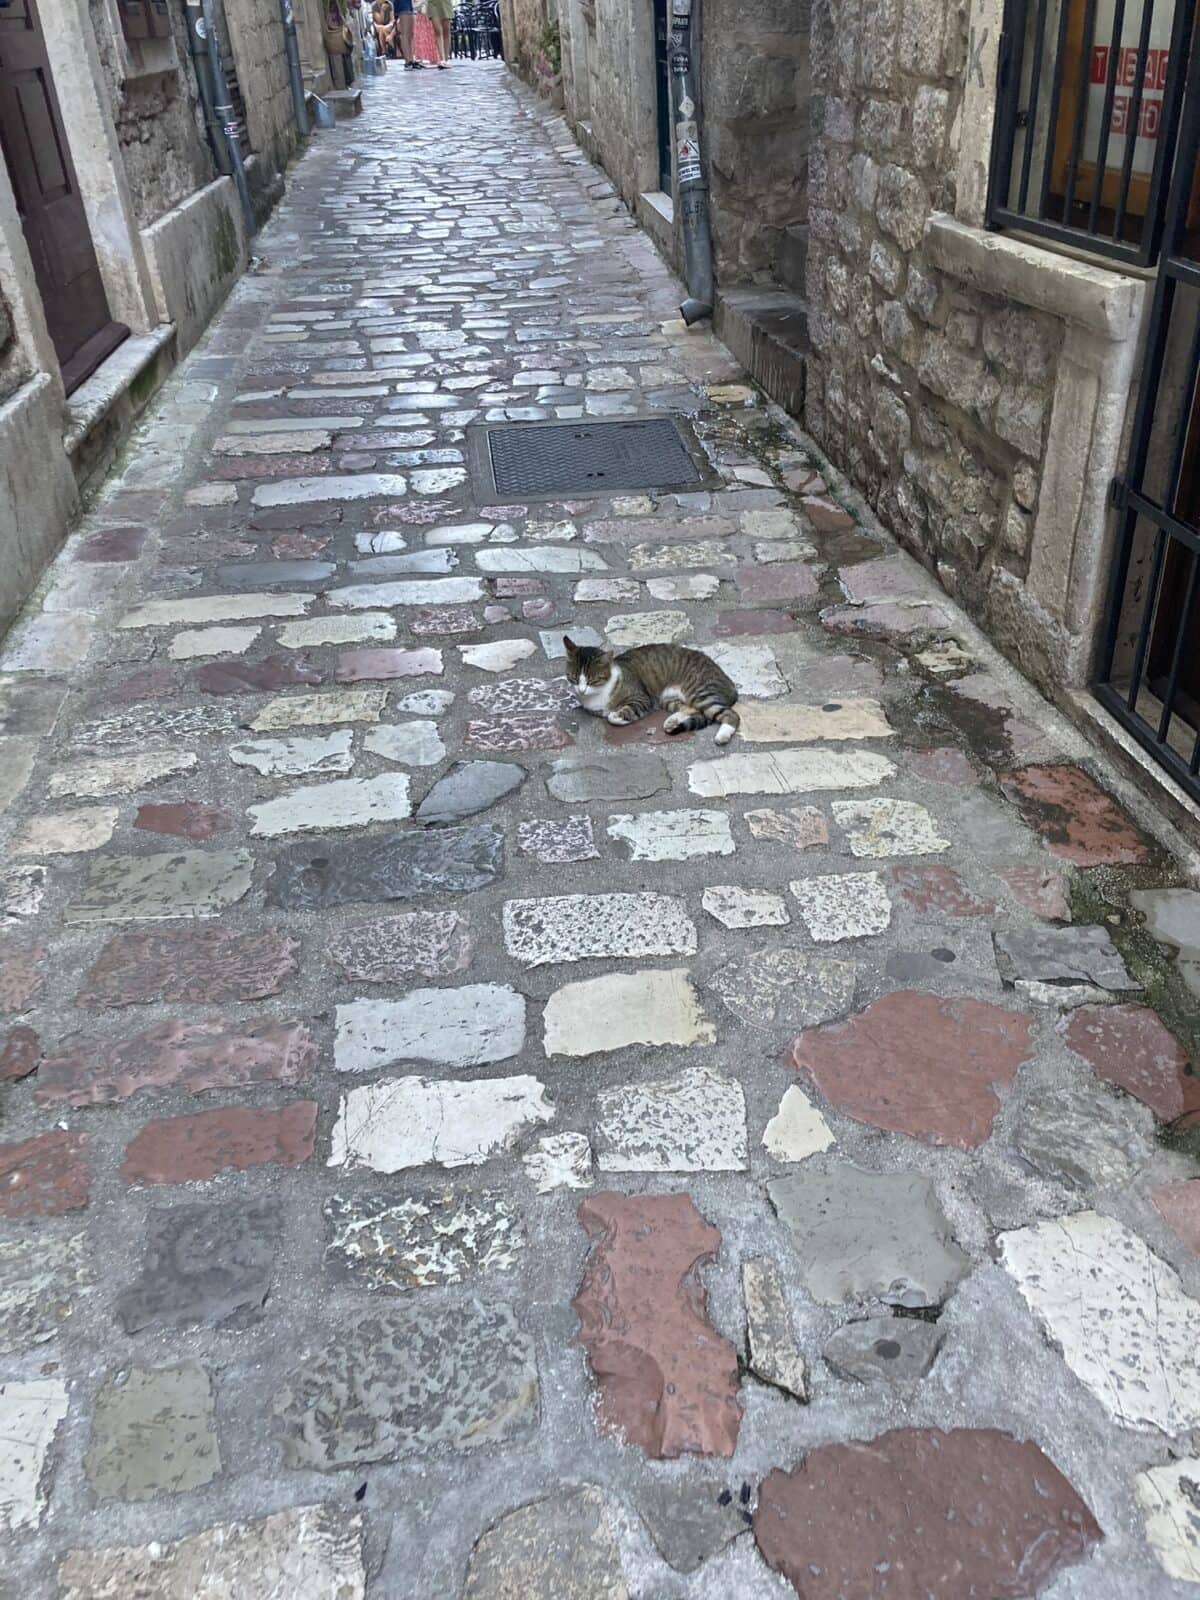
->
xmin=994 ymin=925 xmax=1140 ymax=993
xmin=768 ymin=1164 xmax=969 ymax=1307
xmin=416 ymin=760 xmax=525 ymax=823
xmin=746 ymin=805 xmax=829 ymax=849
xmin=14 ymin=807 xmax=118 ymax=856
xmin=1136 ymin=1457 xmax=1200 ymax=1584
xmin=463 ymin=1487 xmax=629 ymax=1600
xmin=476 ymin=546 xmax=607 ymax=573
xmin=545 ymin=969 xmax=714 ymax=1056
xmin=267 ymin=823 xmax=503 ymax=909
xmin=249 ymin=773 xmax=411 ymax=836
xmin=503 ymin=892 xmax=696 ymax=966
xmin=789 ymin=872 xmax=892 ymax=940
xmin=703 ymin=640 xmax=788 ymax=698
xmin=755 ymin=1428 xmax=1100 ymax=1600
xmin=737 ymin=700 xmax=893 ymax=742
xmin=547 ymin=750 xmax=670 ymax=802
xmin=517 ymin=816 xmax=598 ymax=863
xmin=524 ymin=1132 xmax=592 ymax=1192
xmin=1012 ymin=1081 xmax=1154 ymax=1190
xmin=763 ymin=1085 xmax=835 ymax=1161
xmin=38 ymin=1018 xmax=316 ymax=1107
xmin=596 ymin=1064 xmax=747 ymax=1172
xmin=743 ymin=1258 xmax=807 ymax=1400
xmin=272 ymin=1302 xmax=538 ymax=1468
xmin=574 ymin=1191 xmax=742 ymax=1458
xmin=115 ymin=1199 xmax=282 ymax=1333
xmin=324 ymin=1190 xmax=524 ymax=1290
xmin=689 ymin=749 xmax=895 ymax=798
xmin=334 ymin=985 xmax=525 ymax=1073
xmin=80 ymin=926 xmax=300 ymax=1008
xmin=822 ymin=1315 xmax=945 ymax=1385
xmin=789 ymin=991 xmax=1034 ymax=1148
xmin=0 ymin=1131 xmax=90 ymax=1216
xmin=328 ymin=1074 xmax=553 ymax=1171
xmin=702 ymin=885 xmax=790 ymax=928
xmin=249 ymin=688 xmax=387 ymax=732
xmin=85 ymin=1361 xmax=218 ymax=1502
xmin=999 ymin=764 xmax=1149 ymax=865
xmin=708 ymin=949 xmax=856 ymax=1030
xmin=1060 ymin=1003 xmax=1196 ymax=1120
xmin=0 ymin=1378 xmax=68 ymax=1530
xmin=121 ymin=1102 xmax=317 ymax=1184
xmin=607 ymin=809 xmax=734 ymax=861
xmin=48 ymin=750 xmax=197 ymax=799
xmin=65 ymin=849 xmax=254 ymax=925
xmin=0 ymin=1232 xmax=92 ymax=1353
xmin=118 ymin=592 xmax=313 ymax=627
xmin=1000 ymin=1209 xmax=1200 ymax=1433
xmin=327 ymin=911 xmax=471 ymax=983
xmin=833 ymin=797 xmax=951 ymax=857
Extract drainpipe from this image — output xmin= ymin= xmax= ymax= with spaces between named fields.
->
xmin=669 ymin=0 xmax=713 ymax=325
xmin=279 ymin=0 xmax=311 ymax=135
xmin=195 ymin=0 xmax=258 ymax=239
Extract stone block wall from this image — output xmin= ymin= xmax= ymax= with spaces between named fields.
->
xmin=0 ymin=281 xmax=24 ymax=405
xmin=223 ymin=0 xmax=301 ymax=205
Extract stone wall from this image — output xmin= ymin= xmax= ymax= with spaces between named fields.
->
xmin=223 ymin=0 xmax=300 ymax=207
xmin=0 ymin=281 xmax=24 ymax=405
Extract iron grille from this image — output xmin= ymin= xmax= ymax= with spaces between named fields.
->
xmin=470 ymin=418 xmax=707 ymax=499
xmin=988 ymin=0 xmax=1194 ymax=263
xmin=1095 ymin=14 xmax=1200 ymax=800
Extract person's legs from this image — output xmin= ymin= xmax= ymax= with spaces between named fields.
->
xmin=436 ymin=16 xmax=451 ymax=62
xmin=397 ymin=7 xmax=414 ymax=62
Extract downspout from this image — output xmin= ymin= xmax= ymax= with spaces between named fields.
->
xmin=279 ymin=0 xmax=311 ymax=135
xmin=194 ymin=0 xmax=258 ymax=239
xmin=669 ymin=0 xmax=713 ymax=324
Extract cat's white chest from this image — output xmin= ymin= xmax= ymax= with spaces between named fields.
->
xmin=577 ymin=666 xmax=621 ymax=715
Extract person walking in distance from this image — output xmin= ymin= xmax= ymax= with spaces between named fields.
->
xmin=392 ymin=0 xmax=424 ymax=67
xmin=426 ymin=0 xmax=454 ymax=66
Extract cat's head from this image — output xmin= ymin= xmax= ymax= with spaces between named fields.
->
xmin=563 ymin=636 xmax=613 ymax=693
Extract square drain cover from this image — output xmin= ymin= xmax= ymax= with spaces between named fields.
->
xmin=469 ymin=417 xmax=707 ymax=499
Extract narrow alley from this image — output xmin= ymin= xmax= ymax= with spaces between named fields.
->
xmin=3 ymin=61 xmax=1200 ymax=1599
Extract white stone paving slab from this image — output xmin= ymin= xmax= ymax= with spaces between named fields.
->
xmin=168 ymin=625 xmax=262 ymax=660
xmin=502 ymin=892 xmax=697 ymax=966
xmin=738 ymin=701 xmax=893 ymax=743
xmin=646 ymin=573 xmax=721 ymax=601
xmin=832 ymin=798 xmax=952 ymax=857
xmin=701 ymin=884 xmax=790 ymax=928
xmin=543 ymin=968 xmax=715 ymax=1057
xmin=334 ymin=985 xmax=527 ymax=1073
xmin=540 ymin=627 xmax=602 ymax=659
xmin=424 ymin=522 xmax=498 ymax=546
xmin=396 ymin=689 xmax=455 ymax=716
xmin=607 ymin=809 xmax=735 ymax=862
xmin=228 ymin=729 xmax=355 ymax=777
xmin=1001 ymin=1210 xmax=1200 ymax=1434
xmin=459 ymin=639 xmax=538 ymax=672
xmin=249 ymin=689 xmax=387 ymax=732
xmin=689 ymin=749 xmax=896 ymax=798
xmin=411 ymin=467 xmax=467 ymax=494
xmin=762 ymin=1085 xmax=836 ymax=1161
xmin=327 ymin=577 xmax=485 ymax=610
xmin=249 ymin=774 xmax=411 ymax=837
xmin=48 ymin=751 xmax=197 ymax=799
xmin=790 ymin=872 xmax=893 ymax=940
xmin=118 ymin=593 xmax=312 ymax=627
xmin=363 ymin=721 xmax=446 ymax=767
xmin=475 ymin=547 xmax=609 ymax=574
xmin=595 ymin=1063 xmax=748 ymax=1172
xmin=523 ymin=1132 xmax=593 ymax=1193
xmin=328 ymin=1075 xmax=553 ymax=1171
xmin=605 ymin=610 xmax=692 ymax=647
xmin=278 ymin=613 xmax=396 ymax=648
xmin=573 ymin=578 xmax=640 ymax=604
xmin=704 ymin=640 xmax=788 ymax=698
xmin=251 ymin=474 xmax=408 ymax=507
xmin=1135 ymin=1458 xmax=1200 ymax=1583
xmin=15 ymin=807 xmax=118 ymax=856
xmin=0 ymin=1378 xmax=68 ymax=1531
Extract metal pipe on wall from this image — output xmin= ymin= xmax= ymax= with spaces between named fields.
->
xmin=278 ymin=0 xmax=310 ymax=135
xmin=669 ymin=0 xmax=713 ymax=324
xmin=193 ymin=0 xmax=258 ymax=238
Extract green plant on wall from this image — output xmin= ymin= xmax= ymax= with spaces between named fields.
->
xmin=537 ymin=19 xmax=561 ymax=74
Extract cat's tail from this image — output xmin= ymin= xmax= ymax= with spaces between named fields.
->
xmin=713 ymin=706 xmax=739 ymax=746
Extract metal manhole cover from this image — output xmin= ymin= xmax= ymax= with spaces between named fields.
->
xmin=468 ymin=418 xmax=708 ymax=499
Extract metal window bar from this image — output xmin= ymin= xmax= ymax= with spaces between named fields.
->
xmin=988 ymin=0 xmax=1193 ymax=265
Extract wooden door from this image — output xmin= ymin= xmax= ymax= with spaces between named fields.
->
xmin=0 ymin=0 xmax=127 ymax=392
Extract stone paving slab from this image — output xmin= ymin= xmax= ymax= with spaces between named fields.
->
xmin=0 ymin=59 xmax=1196 ymax=1600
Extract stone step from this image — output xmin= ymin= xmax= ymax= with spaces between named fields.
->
xmin=713 ymin=285 xmax=808 ymax=419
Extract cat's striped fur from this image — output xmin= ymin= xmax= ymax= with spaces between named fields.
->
xmin=564 ymin=636 xmax=739 ymax=744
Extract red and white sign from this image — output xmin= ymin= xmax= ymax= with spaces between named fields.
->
xmin=1085 ymin=2 xmax=1172 ymax=176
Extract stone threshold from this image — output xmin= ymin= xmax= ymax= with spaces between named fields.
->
xmin=1066 ymin=688 xmax=1200 ymax=853
xmin=64 ymin=324 xmax=177 ymax=495
xmin=637 ymin=190 xmax=675 ymax=262
xmin=713 ymin=285 xmax=808 ymax=419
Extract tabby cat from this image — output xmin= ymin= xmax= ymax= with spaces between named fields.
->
xmin=564 ymin=636 xmax=740 ymax=744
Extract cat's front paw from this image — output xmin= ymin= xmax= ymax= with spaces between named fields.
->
xmin=606 ymin=711 xmax=635 ymax=726
xmin=663 ymin=711 xmax=689 ymax=732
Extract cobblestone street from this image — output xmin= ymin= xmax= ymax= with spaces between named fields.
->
xmin=4 ymin=60 xmax=1200 ymax=1598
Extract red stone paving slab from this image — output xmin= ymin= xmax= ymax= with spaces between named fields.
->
xmin=120 ymin=1100 xmax=318 ymax=1184
xmin=196 ymin=655 xmax=324 ymax=695
xmin=0 ymin=1025 xmax=39 ymax=1081
xmin=104 ymin=667 xmax=182 ymax=703
xmin=995 ymin=862 xmax=1071 ymax=920
xmin=891 ymin=865 xmax=996 ymax=917
xmin=584 ymin=516 xmax=735 ymax=545
xmin=411 ymin=606 xmax=482 ymax=635
xmin=80 ymin=927 xmax=301 ymax=1008
xmin=1060 ymin=1003 xmax=1197 ymax=1122
xmin=0 ymin=940 xmax=47 ymax=1013
xmin=38 ymin=1019 xmax=317 ymax=1107
xmin=272 ymin=532 xmax=330 ymax=559
xmin=133 ymin=802 xmax=236 ymax=841
xmin=464 ymin=712 xmax=574 ymax=752
xmin=735 ymin=562 xmax=819 ymax=603
xmin=801 ymin=494 xmax=856 ymax=532
xmin=336 ymin=646 xmax=443 ymax=683
xmin=603 ymin=709 xmax=696 ymax=746
xmin=522 ymin=598 xmax=555 ymax=621
xmin=494 ymin=577 xmax=544 ymax=597
xmin=998 ymin=765 xmax=1148 ymax=866
xmin=783 ymin=468 xmax=827 ymax=494
xmin=73 ymin=526 xmax=148 ymax=563
xmin=480 ymin=504 xmax=529 ymax=520
xmin=337 ymin=452 xmax=376 ymax=471
xmin=572 ymin=1191 xmax=742 ymax=1460
xmin=213 ymin=455 xmax=332 ymax=480
xmin=713 ymin=608 xmax=799 ymax=636
xmin=0 ymin=1131 xmax=90 ymax=1217
xmin=790 ymin=991 xmax=1035 ymax=1148
xmin=368 ymin=500 xmax=454 ymax=525
xmin=908 ymin=746 xmax=978 ymax=785
xmin=1151 ymin=1180 xmax=1200 ymax=1253
xmin=754 ymin=1427 xmax=1101 ymax=1600
xmin=103 ymin=488 xmax=167 ymax=520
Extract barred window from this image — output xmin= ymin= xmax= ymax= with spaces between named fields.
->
xmin=115 ymin=0 xmax=173 ymax=43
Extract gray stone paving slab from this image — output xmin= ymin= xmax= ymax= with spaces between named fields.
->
xmin=334 ymin=985 xmax=526 ymax=1072
xmin=65 ymin=848 xmax=254 ymax=924
xmin=502 ymin=892 xmax=696 ymax=965
xmin=84 ymin=1362 xmax=219 ymax=1502
xmin=415 ymin=759 xmax=525 ymax=822
xmin=114 ymin=1200 xmax=282 ymax=1333
xmin=463 ymin=1487 xmax=629 ymax=1599
xmin=822 ymin=1314 xmax=945 ymax=1384
xmin=546 ymin=749 xmax=670 ymax=802
xmin=266 ymin=824 xmax=503 ymax=908
xmin=0 ymin=1232 xmax=92 ymax=1353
